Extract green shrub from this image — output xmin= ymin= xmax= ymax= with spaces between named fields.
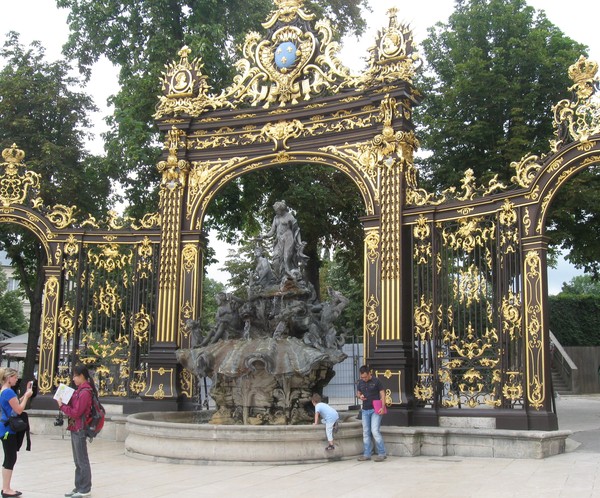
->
xmin=549 ymin=295 xmax=600 ymax=346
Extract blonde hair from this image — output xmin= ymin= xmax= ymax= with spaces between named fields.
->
xmin=0 ymin=367 xmax=18 ymax=384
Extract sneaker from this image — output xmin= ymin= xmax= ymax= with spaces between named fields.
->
xmin=71 ymin=493 xmax=92 ymax=498
xmin=325 ymin=444 xmax=335 ymax=451
xmin=373 ymin=455 xmax=387 ymax=462
xmin=357 ymin=455 xmax=371 ymax=461
xmin=65 ymin=491 xmax=77 ymax=497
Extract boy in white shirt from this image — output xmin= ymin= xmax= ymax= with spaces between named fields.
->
xmin=312 ymin=393 xmax=339 ymax=451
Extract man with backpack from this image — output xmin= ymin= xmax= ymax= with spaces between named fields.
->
xmin=55 ymin=365 xmax=103 ymax=498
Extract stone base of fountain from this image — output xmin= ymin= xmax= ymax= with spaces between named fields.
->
xmin=124 ymin=411 xmax=571 ymax=463
xmin=125 ymin=411 xmax=363 ymax=465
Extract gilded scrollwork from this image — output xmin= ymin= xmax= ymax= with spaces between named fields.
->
xmin=502 ymin=371 xmax=523 ymax=401
xmin=442 ymin=217 xmax=495 ymax=254
xmin=524 ymin=250 xmax=544 ymax=409
xmin=510 ymin=154 xmax=542 ymax=188
xmin=498 ymin=199 xmax=519 ymax=253
xmin=57 ymin=303 xmax=75 ymax=338
xmin=413 ymin=215 xmax=431 ymax=264
xmin=187 ymin=156 xmax=247 ymax=219
xmin=46 ymin=204 xmax=77 ymax=229
xmin=502 ymin=290 xmax=522 ymax=340
xmin=133 ymin=305 xmax=151 ymax=344
xmin=414 ymin=295 xmax=433 ymax=341
xmin=364 ymin=230 xmax=380 ymax=264
xmin=262 ymin=119 xmax=304 ymax=151
xmin=414 ymin=373 xmax=434 ymax=402
xmin=130 ymin=370 xmax=148 ymax=394
xmin=453 ymin=264 xmax=487 ymax=306
xmin=88 ymin=244 xmax=133 ymax=273
xmin=366 ymin=294 xmax=379 ymax=337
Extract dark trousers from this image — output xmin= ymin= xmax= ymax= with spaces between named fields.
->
xmin=70 ymin=430 xmax=92 ymax=493
xmin=1 ymin=433 xmax=18 ymax=470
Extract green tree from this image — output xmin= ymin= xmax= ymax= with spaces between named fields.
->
xmin=546 ymin=167 xmax=600 ymax=277
xmin=319 ymin=250 xmax=363 ymax=342
xmin=210 ymin=164 xmax=365 ymax=298
xmin=559 ymin=274 xmax=600 ymax=296
xmin=0 ymin=33 xmax=116 ymax=382
xmin=416 ymin=0 xmax=596 ymax=271
xmin=417 ymin=0 xmax=587 ymax=189
xmin=200 ymin=276 xmax=226 ymax=332
xmin=0 ymin=268 xmax=28 ymax=336
xmin=55 ymin=0 xmax=369 ymax=216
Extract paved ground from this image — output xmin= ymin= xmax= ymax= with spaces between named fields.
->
xmin=9 ymin=394 xmax=600 ymax=498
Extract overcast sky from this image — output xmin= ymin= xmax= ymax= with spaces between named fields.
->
xmin=2 ymin=0 xmax=596 ymax=292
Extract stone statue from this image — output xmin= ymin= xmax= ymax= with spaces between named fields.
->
xmin=320 ymin=287 xmax=349 ymax=349
xmin=199 ymin=292 xmax=243 ymax=346
xmin=176 ymin=200 xmax=349 ymax=425
xmin=261 ymin=200 xmax=308 ymax=281
xmin=252 ymin=245 xmax=276 ymax=288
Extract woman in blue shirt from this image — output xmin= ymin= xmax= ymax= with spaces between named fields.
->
xmin=0 ymin=367 xmax=33 ymax=498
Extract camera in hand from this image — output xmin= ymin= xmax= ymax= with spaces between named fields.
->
xmin=54 ymin=413 xmax=64 ymax=426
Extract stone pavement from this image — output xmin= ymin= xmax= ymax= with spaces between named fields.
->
xmin=9 ymin=395 xmax=600 ymax=498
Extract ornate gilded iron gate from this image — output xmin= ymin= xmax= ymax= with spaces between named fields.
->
xmin=1 ymin=1 xmax=599 ymax=428
xmin=54 ymin=237 xmax=161 ymax=397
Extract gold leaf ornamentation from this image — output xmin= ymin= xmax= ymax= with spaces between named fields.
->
xmin=0 ymin=144 xmax=41 ymax=207
xmin=552 ymin=56 xmax=600 ymax=150
xmin=510 ymin=154 xmax=542 ymax=188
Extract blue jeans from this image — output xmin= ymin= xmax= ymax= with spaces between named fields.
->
xmin=361 ymin=409 xmax=386 ymax=457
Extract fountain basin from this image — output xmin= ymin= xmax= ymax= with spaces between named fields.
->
xmin=125 ymin=411 xmax=363 ymax=465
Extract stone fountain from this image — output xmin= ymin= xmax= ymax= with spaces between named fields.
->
xmin=177 ymin=200 xmax=348 ymax=425
xmin=125 ymin=201 xmax=363 ymax=464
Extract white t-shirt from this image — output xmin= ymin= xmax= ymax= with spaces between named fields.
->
xmin=315 ymin=402 xmax=339 ymax=424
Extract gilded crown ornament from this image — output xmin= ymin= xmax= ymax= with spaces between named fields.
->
xmin=552 ymin=55 xmax=600 ymax=149
xmin=0 ymin=143 xmax=41 ymax=207
xmin=2 ymin=143 xmax=25 ymax=164
xmin=567 ymin=55 xmax=599 ymax=100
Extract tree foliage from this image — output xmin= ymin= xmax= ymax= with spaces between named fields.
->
xmin=210 ymin=164 xmax=365 ymax=297
xmin=55 ymin=0 xmax=369 ymax=216
xmin=546 ymin=167 xmax=600 ymax=277
xmin=0 ymin=268 xmax=28 ymax=336
xmin=559 ymin=274 xmax=600 ymax=297
xmin=415 ymin=0 xmax=596 ymax=271
xmin=549 ymin=295 xmax=600 ymax=346
xmin=0 ymin=33 xmax=117 ymax=381
xmin=200 ymin=276 xmax=226 ymax=332
xmin=417 ymin=0 xmax=587 ymax=187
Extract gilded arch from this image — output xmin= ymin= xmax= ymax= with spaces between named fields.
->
xmin=187 ymin=152 xmax=378 ymax=231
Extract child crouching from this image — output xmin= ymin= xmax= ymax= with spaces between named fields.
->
xmin=312 ymin=393 xmax=339 ymax=451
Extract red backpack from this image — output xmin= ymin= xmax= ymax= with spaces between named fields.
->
xmin=80 ymin=387 xmax=105 ymax=439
